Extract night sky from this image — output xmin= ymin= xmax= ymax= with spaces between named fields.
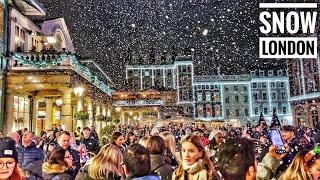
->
xmin=39 ymin=0 xmax=315 ymax=85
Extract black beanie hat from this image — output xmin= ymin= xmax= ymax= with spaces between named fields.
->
xmin=0 ymin=137 xmax=18 ymax=162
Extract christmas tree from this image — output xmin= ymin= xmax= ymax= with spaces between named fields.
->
xmin=270 ymin=108 xmax=281 ymax=128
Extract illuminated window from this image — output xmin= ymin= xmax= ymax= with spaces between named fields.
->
xmin=197 ymin=93 xmax=203 ymax=102
xmin=13 ymin=96 xmax=30 ymax=125
xmin=205 ymin=92 xmax=211 ymax=102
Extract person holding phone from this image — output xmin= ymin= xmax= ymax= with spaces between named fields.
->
xmin=275 ymin=125 xmax=300 ymax=176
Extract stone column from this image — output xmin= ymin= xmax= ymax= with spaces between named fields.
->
xmin=4 ymin=93 xmax=14 ymax=134
xmin=9 ymin=20 xmax=16 ymax=51
xmin=87 ymin=98 xmax=93 ymax=126
xmin=61 ymin=89 xmax=73 ymax=131
xmin=139 ymin=112 xmax=143 ymax=121
xmin=76 ymin=97 xmax=84 ymax=128
xmin=77 ymin=97 xmax=84 ymax=112
xmin=121 ymin=112 xmax=125 ymax=125
xmin=96 ymin=104 xmax=101 ymax=131
xmin=32 ymin=96 xmax=39 ymax=133
xmin=45 ymin=99 xmax=53 ymax=130
xmin=102 ymin=104 xmax=107 ymax=116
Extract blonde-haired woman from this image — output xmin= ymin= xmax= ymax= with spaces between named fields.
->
xmin=160 ymin=131 xmax=178 ymax=167
xmin=279 ymin=149 xmax=313 ymax=180
xmin=172 ymin=135 xmax=218 ymax=180
xmin=138 ymin=136 xmax=149 ymax=148
xmin=75 ymin=144 xmax=124 ymax=180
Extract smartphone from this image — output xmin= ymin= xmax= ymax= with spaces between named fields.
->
xmin=269 ymin=129 xmax=286 ymax=153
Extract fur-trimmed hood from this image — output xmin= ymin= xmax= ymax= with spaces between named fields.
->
xmin=42 ymin=162 xmax=73 ymax=180
xmin=42 ymin=162 xmax=68 ymax=174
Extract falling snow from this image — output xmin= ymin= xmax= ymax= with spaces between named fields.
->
xmin=41 ymin=0 xmax=286 ymax=85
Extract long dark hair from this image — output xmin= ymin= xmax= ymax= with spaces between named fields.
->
xmin=109 ymin=132 xmax=123 ymax=145
xmin=47 ymin=148 xmax=68 ymax=167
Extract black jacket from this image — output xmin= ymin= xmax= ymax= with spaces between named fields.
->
xmin=150 ymin=154 xmax=173 ymax=180
xmin=80 ymin=137 xmax=100 ymax=155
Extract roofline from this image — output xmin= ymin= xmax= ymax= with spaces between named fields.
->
xmin=80 ymin=59 xmax=115 ymax=86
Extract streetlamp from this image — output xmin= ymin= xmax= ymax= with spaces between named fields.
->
xmin=74 ymin=86 xmax=85 ymax=97
xmin=55 ymin=99 xmax=63 ymax=106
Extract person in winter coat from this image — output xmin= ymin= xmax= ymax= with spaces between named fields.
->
xmin=79 ymin=127 xmax=100 ymax=155
xmin=147 ymin=136 xmax=173 ymax=180
xmin=0 ymin=137 xmax=24 ymax=180
xmin=172 ymin=135 xmax=218 ymax=180
xmin=75 ymin=144 xmax=124 ymax=180
xmin=160 ymin=131 xmax=178 ymax=167
xmin=123 ymin=144 xmax=160 ymax=180
xmin=42 ymin=148 xmax=73 ymax=180
xmin=57 ymin=131 xmax=81 ymax=177
xmin=256 ymin=145 xmax=288 ymax=180
xmin=17 ymin=131 xmax=44 ymax=179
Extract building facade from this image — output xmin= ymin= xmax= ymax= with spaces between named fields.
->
xmin=125 ymin=55 xmax=193 ymax=117
xmin=0 ymin=0 xmax=8 ymax=131
xmin=112 ymin=87 xmax=177 ymax=125
xmin=3 ymin=1 xmax=113 ymax=135
xmin=287 ymin=57 xmax=320 ymax=127
xmin=193 ymin=70 xmax=292 ymax=126
xmin=250 ymin=70 xmax=292 ymax=124
xmin=193 ymin=75 xmax=251 ymax=125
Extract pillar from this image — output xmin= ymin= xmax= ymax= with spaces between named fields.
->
xmin=139 ymin=112 xmax=143 ymax=121
xmin=76 ymin=97 xmax=84 ymax=128
xmin=61 ymin=89 xmax=72 ymax=131
xmin=77 ymin=97 xmax=84 ymax=112
xmin=121 ymin=112 xmax=125 ymax=125
xmin=87 ymin=98 xmax=93 ymax=126
xmin=4 ymin=93 xmax=14 ymax=134
xmin=45 ymin=99 xmax=53 ymax=130
xmin=95 ymin=104 xmax=101 ymax=131
xmin=102 ymin=104 xmax=107 ymax=116
xmin=32 ymin=96 xmax=39 ymax=133
xmin=9 ymin=20 xmax=16 ymax=51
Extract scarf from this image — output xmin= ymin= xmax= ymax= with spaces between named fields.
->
xmin=181 ymin=159 xmax=208 ymax=180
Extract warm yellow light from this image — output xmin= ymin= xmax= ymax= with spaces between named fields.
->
xmin=115 ymin=107 xmax=122 ymax=112
xmin=74 ymin=86 xmax=85 ymax=97
xmin=55 ymin=99 xmax=63 ymax=106
xmin=47 ymin=36 xmax=56 ymax=44
xmin=129 ymin=111 xmax=133 ymax=115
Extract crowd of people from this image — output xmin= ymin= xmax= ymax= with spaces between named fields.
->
xmin=1 ymin=119 xmax=320 ymax=180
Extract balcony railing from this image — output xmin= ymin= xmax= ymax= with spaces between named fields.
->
xmin=114 ymin=99 xmax=163 ymax=106
xmin=11 ymin=52 xmax=112 ymax=95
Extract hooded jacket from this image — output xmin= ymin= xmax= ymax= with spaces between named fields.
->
xmin=42 ymin=162 xmax=73 ymax=180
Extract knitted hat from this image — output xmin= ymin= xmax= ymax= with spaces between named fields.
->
xmin=0 ymin=137 xmax=18 ymax=162
xmin=209 ymin=130 xmax=223 ymax=141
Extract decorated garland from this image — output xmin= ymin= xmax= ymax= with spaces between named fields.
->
xmin=13 ymin=52 xmax=112 ymax=95
xmin=13 ymin=53 xmax=68 ymax=69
